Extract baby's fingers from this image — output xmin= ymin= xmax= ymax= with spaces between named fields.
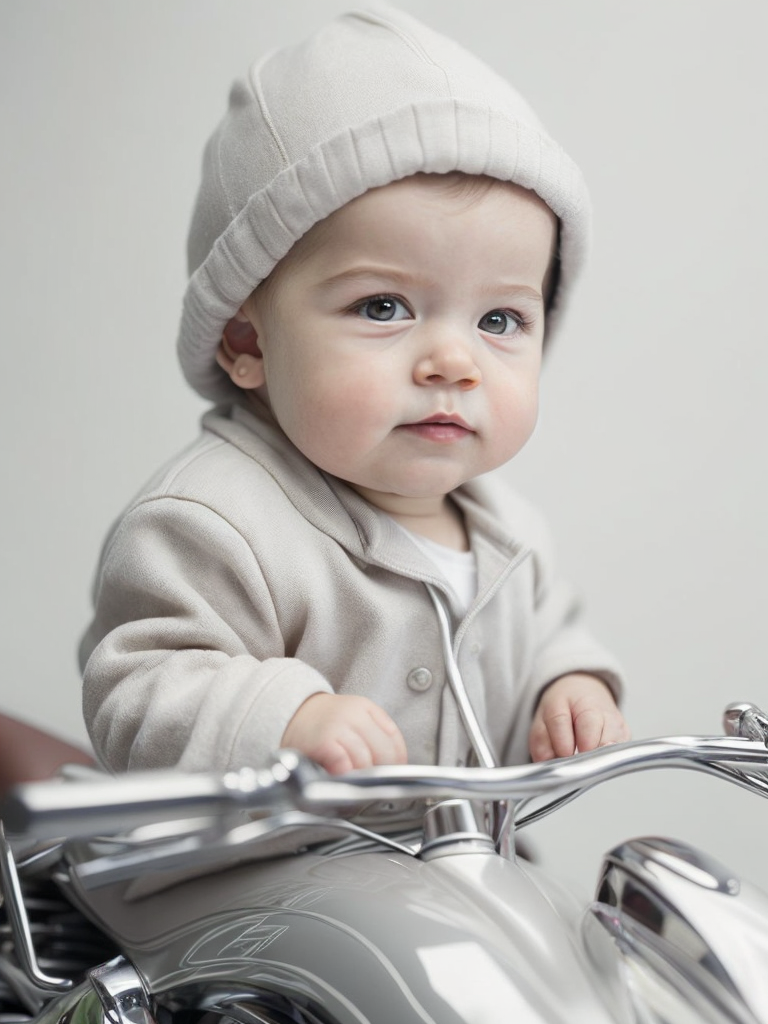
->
xmin=365 ymin=702 xmax=408 ymax=765
xmin=281 ymin=693 xmax=407 ymax=774
xmin=529 ymin=706 xmax=575 ymax=761
xmin=317 ymin=715 xmax=406 ymax=775
xmin=597 ymin=710 xmax=631 ymax=747
xmin=573 ymin=704 xmax=631 ymax=753
xmin=571 ymin=706 xmax=606 ymax=753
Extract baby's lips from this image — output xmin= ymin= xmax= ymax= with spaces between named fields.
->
xmin=410 ymin=412 xmax=474 ymax=431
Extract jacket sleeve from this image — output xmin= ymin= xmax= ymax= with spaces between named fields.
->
xmin=530 ymin=567 xmax=624 ymax=702
xmin=80 ymin=497 xmax=333 ymax=773
xmin=494 ymin=494 xmax=626 ymax=766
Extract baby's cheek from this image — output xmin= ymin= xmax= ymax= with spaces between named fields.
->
xmin=319 ymin=376 xmax=393 ymax=432
xmin=284 ymin=391 xmax=376 ymax=472
xmin=495 ymin=386 xmax=539 ymax=449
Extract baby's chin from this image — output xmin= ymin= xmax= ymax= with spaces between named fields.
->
xmin=345 ymin=479 xmax=465 ymax=515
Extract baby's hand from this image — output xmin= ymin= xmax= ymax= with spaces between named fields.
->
xmin=281 ymin=693 xmax=408 ymax=775
xmin=529 ymin=673 xmax=630 ymax=762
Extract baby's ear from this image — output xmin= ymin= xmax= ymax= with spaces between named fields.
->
xmin=216 ymin=308 xmax=265 ymax=390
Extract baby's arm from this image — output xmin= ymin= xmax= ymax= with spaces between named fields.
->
xmin=282 ymin=693 xmax=407 ymax=774
xmin=81 ymin=497 xmax=335 ymax=774
xmin=82 ymin=496 xmax=410 ymax=776
xmin=528 ymin=673 xmax=630 ymax=762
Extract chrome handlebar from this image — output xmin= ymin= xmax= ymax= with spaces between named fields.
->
xmin=2 ymin=703 xmax=768 ymax=842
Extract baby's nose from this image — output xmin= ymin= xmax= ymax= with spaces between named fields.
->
xmin=413 ymin=334 xmax=482 ymax=390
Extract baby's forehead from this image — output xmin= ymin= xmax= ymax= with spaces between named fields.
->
xmin=255 ymin=172 xmax=557 ymax=306
xmin=270 ymin=173 xmax=556 ymax=269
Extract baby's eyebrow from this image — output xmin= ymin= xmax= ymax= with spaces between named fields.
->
xmin=320 ymin=266 xmax=545 ymax=304
xmin=482 ymin=282 xmax=545 ymax=303
xmin=320 ymin=264 xmax=415 ymax=289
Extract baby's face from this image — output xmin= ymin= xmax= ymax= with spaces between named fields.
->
xmin=244 ymin=174 xmax=556 ymax=514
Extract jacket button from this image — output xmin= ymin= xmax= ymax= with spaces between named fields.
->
xmin=407 ymin=667 xmax=433 ymax=692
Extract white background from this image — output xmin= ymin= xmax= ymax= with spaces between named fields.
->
xmin=2 ymin=0 xmax=767 ymax=892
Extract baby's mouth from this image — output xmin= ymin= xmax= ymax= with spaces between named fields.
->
xmin=399 ymin=413 xmax=474 ymax=442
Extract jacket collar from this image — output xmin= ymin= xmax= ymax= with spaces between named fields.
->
xmin=203 ymin=400 xmax=531 ymax=608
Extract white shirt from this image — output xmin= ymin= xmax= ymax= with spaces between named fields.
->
xmin=398 ymin=527 xmax=478 ymax=615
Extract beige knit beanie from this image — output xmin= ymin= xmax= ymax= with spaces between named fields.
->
xmin=178 ymin=3 xmax=591 ymax=402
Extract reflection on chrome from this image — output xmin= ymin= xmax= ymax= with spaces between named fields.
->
xmin=589 ymin=835 xmax=768 ymax=1022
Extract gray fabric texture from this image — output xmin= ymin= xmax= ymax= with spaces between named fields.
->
xmin=81 ymin=400 xmax=623 ymax=789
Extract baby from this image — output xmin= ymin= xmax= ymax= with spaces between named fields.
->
xmin=80 ymin=5 xmax=629 ymax=790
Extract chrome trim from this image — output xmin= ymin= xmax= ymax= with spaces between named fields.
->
xmin=71 ymin=810 xmax=419 ymax=890
xmin=605 ymin=836 xmax=740 ymax=895
xmin=587 ymin=905 xmax=756 ymax=1024
xmin=591 ymin=835 xmax=768 ymax=1023
xmin=420 ymin=798 xmax=494 ymax=858
xmin=425 ymin=582 xmax=496 ymax=769
xmin=89 ymin=956 xmax=157 ymax=1024
xmin=724 ymin=702 xmax=768 ymax=744
xmin=0 ymin=823 xmax=72 ymax=992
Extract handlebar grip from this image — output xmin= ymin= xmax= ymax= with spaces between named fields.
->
xmin=0 ymin=752 xmax=319 ymax=840
xmin=0 ymin=770 xmax=233 ymax=838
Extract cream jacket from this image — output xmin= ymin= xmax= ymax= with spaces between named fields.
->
xmin=80 ymin=401 xmax=623 ymax=777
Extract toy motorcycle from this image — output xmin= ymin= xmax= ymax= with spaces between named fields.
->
xmin=2 ymin=701 xmax=768 ymax=1024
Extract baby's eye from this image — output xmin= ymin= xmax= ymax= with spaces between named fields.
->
xmin=477 ymin=309 xmax=524 ymax=336
xmin=354 ymin=295 xmax=411 ymax=322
